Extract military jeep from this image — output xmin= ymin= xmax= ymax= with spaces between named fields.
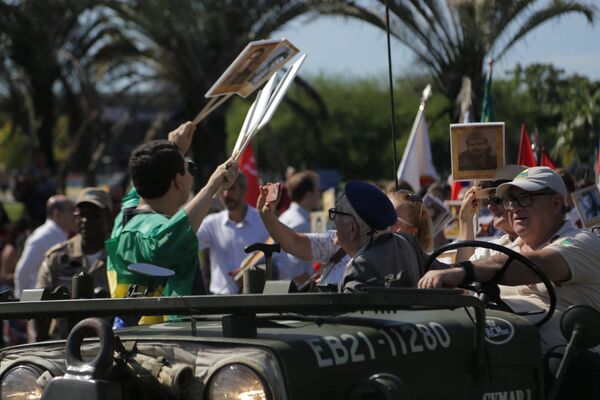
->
xmin=0 ymin=242 xmax=598 ymax=400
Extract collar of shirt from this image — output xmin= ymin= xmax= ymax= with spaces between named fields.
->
xmin=69 ymin=234 xmax=85 ymax=259
xmin=45 ymin=218 xmax=69 ymax=239
xmin=548 ymin=219 xmax=578 ymax=245
xmin=289 ymin=202 xmax=310 ymax=220
xmin=221 ymin=205 xmax=260 ymax=229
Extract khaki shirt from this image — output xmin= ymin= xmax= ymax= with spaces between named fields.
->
xmin=36 ymin=234 xmax=109 ymax=294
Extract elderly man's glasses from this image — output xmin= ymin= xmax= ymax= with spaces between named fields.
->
xmin=501 ymin=191 xmax=555 ymax=210
xmin=185 ymin=158 xmax=198 ymax=177
xmin=328 ymin=208 xmax=355 ymax=221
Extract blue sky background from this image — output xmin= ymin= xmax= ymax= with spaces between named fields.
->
xmin=273 ymin=12 xmax=600 ymax=80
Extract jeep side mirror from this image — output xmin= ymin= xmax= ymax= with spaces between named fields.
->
xmin=548 ymin=305 xmax=600 ymax=400
xmin=560 ymin=305 xmax=600 ymax=350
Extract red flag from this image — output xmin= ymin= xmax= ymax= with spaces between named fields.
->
xmin=540 ymin=149 xmax=557 ymax=169
xmin=450 ymin=181 xmax=468 ymax=200
xmin=239 ymin=144 xmax=260 ymax=207
xmin=518 ymin=124 xmax=537 ymax=167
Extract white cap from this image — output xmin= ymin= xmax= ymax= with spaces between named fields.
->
xmin=496 ymin=167 xmax=568 ymax=204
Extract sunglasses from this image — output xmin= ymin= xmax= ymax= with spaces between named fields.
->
xmin=185 ymin=158 xmax=198 ymax=177
xmin=395 ymin=189 xmax=422 ymax=203
xmin=481 ymin=196 xmax=503 ymax=207
xmin=394 ymin=190 xmax=423 ymax=228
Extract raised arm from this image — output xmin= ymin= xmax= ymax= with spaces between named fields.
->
xmin=257 ymin=185 xmax=313 ymax=261
xmin=166 ymin=121 xmax=239 ymax=232
xmin=455 ymin=186 xmax=479 ymax=262
xmin=184 ymin=160 xmax=238 ymax=232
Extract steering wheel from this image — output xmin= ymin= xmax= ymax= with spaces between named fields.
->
xmin=425 ymin=240 xmax=557 ymax=327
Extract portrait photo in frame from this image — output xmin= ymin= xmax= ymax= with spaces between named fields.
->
xmin=450 ymin=122 xmax=505 ymax=181
xmin=443 ymin=200 xmax=462 ymax=239
xmin=572 ymin=185 xmax=600 ymax=228
xmin=206 ymin=38 xmax=299 ymax=99
xmin=423 ymin=194 xmax=452 ymax=236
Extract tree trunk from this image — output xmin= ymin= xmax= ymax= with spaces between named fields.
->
xmin=32 ymin=82 xmax=56 ymax=170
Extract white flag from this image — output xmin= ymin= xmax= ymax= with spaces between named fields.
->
xmin=397 ymin=109 xmax=438 ymax=192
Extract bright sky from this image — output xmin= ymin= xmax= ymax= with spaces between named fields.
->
xmin=273 ymin=12 xmax=600 ymax=80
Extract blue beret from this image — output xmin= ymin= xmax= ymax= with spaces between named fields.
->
xmin=344 ymin=181 xmax=396 ymax=231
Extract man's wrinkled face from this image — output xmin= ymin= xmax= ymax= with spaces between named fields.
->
xmin=506 ymin=187 xmax=558 ymax=244
xmin=222 ymin=181 xmax=246 ymax=211
xmin=467 ymin=138 xmax=488 ymax=156
xmin=332 ymin=195 xmax=356 ymax=248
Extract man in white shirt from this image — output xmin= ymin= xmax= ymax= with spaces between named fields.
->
xmin=14 ymin=195 xmax=76 ymax=297
xmin=276 ymin=170 xmax=320 ymax=284
xmin=197 ymin=173 xmax=269 ymax=294
xmin=419 ymin=167 xmax=600 ymax=353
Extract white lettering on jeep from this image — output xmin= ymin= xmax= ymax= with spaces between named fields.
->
xmin=482 ymin=389 xmax=532 ymax=400
xmin=305 ymin=322 xmax=452 ymax=367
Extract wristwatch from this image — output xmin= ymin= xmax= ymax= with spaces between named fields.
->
xmin=457 ymin=261 xmax=475 ymax=284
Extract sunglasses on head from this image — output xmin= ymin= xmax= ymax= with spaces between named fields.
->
xmin=395 ymin=189 xmax=422 ymax=203
xmin=394 ymin=190 xmax=423 ymax=228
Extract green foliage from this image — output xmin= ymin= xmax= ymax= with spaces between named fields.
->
xmin=0 ymin=122 xmax=30 ymax=170
xmin=324 ymin=0 xmax=596 ymax=123
xmin=494 ymin=64 xmax=600 ymax=171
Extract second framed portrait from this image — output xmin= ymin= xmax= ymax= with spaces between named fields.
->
xmin=572 ymin=185 xmax=600 ymax=228
xmin=450 ymin=122 xmax=505 ymax=181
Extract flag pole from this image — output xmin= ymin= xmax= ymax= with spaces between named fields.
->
xmin=384 ymin=0 xmax=399 ymax=190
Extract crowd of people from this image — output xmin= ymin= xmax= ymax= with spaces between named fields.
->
xmin=1 ymin=120 xmax=600 ymax=375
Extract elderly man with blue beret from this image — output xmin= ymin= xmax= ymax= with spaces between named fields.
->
xmin=330 ymin=181 xmax=436 ymax=292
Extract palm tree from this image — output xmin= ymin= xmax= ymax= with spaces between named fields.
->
xmin=105 ymin=0 xmax=326 ymax=182
xmin=0 ymin=0 xmax=132 ymax=171
xmin=321 ymin=0 xmax=596 ymax=121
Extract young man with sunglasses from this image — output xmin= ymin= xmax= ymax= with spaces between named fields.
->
xmin=420 ymin=167 xmax=600 ymax=353
xmin=106 ymin=122 xmax=238 ymax=312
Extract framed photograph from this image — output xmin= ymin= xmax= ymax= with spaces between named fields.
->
xmin=572 ymin=185 xmax=600 ymax=228
xmin=450 ymin=122 xmax=505 ymax=181
xmin=443 ymin=200 xmax=462 ymax=239
xmin=206 ymin=38 xmax=299 ymax=98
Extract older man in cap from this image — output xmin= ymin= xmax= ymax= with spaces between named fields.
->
xmin=34 ymin=187 xmax=113 ymax=340
xmin=331 ymin=181 xmax=437 ymax=292
xmin=36 ymin=187 xmax=113 ymax=295
xmin=419 ymin=167 xmax=600 ymax=352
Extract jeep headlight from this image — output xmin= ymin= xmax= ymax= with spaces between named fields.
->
xmin=206 ymin=364 xmax=270 ymax=400
xmin=0 ymin=364 xmax=44 ymax=400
